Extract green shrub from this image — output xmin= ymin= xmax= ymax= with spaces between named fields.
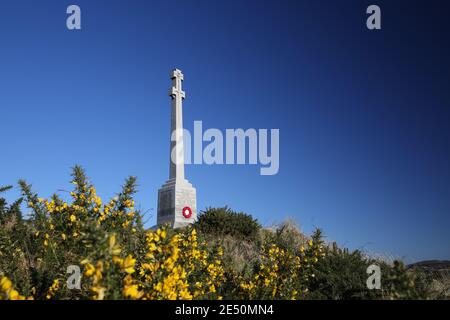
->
xmin=307 ymin=243 xmax=377 ymax=299
xmin=195 ymin=207 xmax=261 ymax=242
xmin=0 ymin=185 xmax=34 ymax=297
xmin=382 ymin=260 xmax=430 ymax=299
xmin=307 ymin=242 xmax=430 ymax=300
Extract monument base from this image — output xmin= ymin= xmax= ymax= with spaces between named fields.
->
xmin=157 ymin=178 xmax=197 ymax=228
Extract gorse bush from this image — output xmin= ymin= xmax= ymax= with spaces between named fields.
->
xmin=0 ymin=166 xmax=322 ymax=300
xmin=307 ymin=243 xmax=431 ymax=300
xmin=0 ymin=185 xmax=32 ymax=300
xmin=381 ymin=260 xmax=430 ymax=299
xmin=0 ymin=166 xmax=443 ymax=300
xmin=235 ymin=229 xmax=325 ymax=300
xmin=0 ymin=166 xmax=225 ymax=300
xmin=195 ymin=207 xmax=261 ymax=242
xmin=307 ymin=243 xmax=380 ymax=299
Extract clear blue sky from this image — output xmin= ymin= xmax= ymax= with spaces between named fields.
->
xmin=1 ymin=0 xmax=449 ymax=262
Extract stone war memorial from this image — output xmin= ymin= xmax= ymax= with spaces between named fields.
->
xmin=157 ymin=69 xmax=197 ymax=228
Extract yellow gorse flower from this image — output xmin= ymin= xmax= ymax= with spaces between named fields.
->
xmin=123 ymin=284 xmax=143 ymax=299
xmin=1 ymin=277 xmax=12 ymax=292
xmin=91 ymin=285 xmax=106 ymax=300
xmin=85 ymin=263 xmax=96 ymax=277
xmin=122 ymin=255 xmax=136 ymax=274
xmin=46 ymin=279 xmax=59 ymax=300
xmin=109 ymin=234 xmax=122 ymax=256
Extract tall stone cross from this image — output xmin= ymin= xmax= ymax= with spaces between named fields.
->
xmin=169 ymin=69 xmax=186 ymax=181
xmin=157 ymin=69 xmax=197 ymax=228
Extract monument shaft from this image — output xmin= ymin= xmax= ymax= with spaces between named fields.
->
xmin=157 ymin=69 xmax=197 ymax=228
xmin=169 ymin=71 xmax=185 ymax=181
